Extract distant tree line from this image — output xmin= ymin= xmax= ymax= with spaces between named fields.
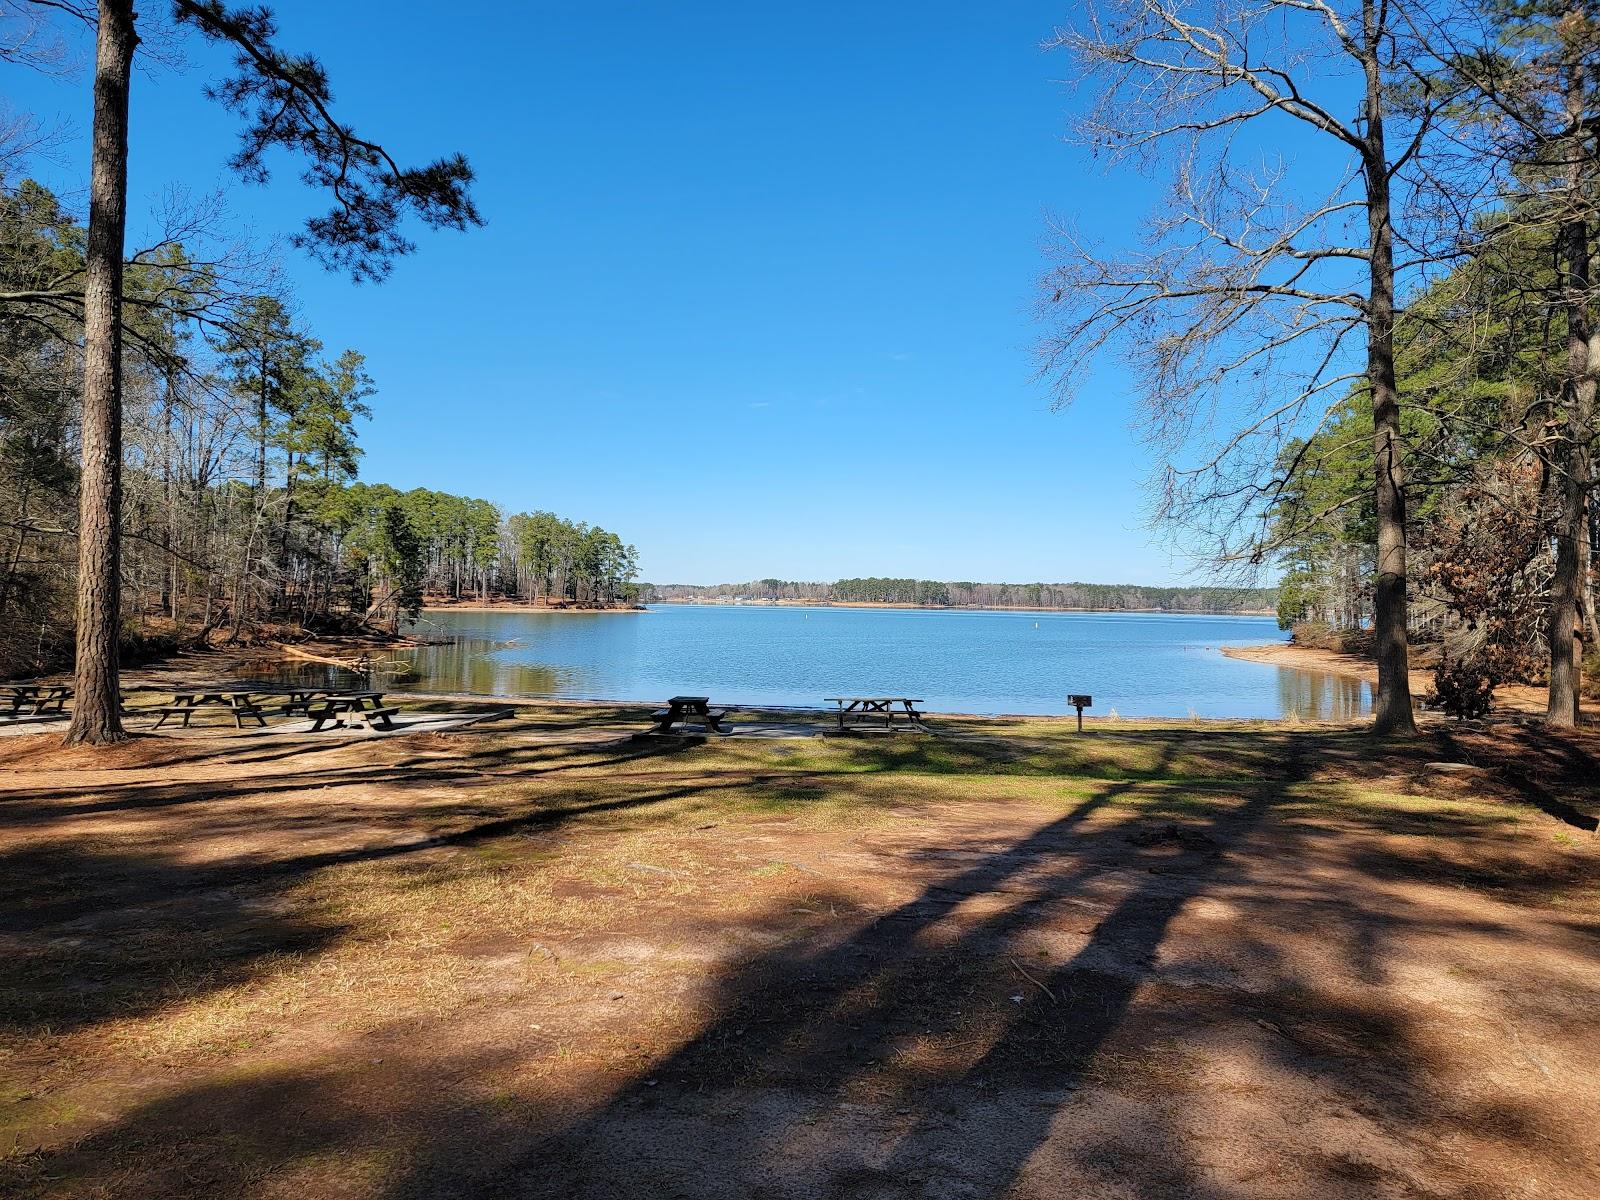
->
xmin=0 ymin=177 xmax=636 ymax=677
xmin=643 ymin=578 xmax=1275 ymax=613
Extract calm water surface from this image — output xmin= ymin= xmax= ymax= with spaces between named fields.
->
xmin=328 ymin=604 xmax=1374 ymax=720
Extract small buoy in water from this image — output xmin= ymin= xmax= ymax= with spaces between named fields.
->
xmin=1034 ymin=622 xmax=1039 ymax=629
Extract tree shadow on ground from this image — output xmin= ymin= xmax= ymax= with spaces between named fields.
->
xmin=1433 ymin=722 xmax=1600 ymax=832
xmin=0 ymin=732 xmax=696 ymax=826
xmin=2 ymin=728 xmax=1593 ymax=1199
xmin=0 ymin=841 xmax=347 ymax=1038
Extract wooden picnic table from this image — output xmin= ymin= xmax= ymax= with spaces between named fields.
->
xmin=303 ymin=691 xmax=399 ymax=732
xmin=652 ymin=695 xmax=731 ymax=735
xmin=1 ymin=684 xmax=73 ymax=717
xmin=148 ymin=690 xmax=268 ymax=730
xmin=270 ymin=686 xmax=343 ymax=714
xmin=823 ymin=696 xmax=927 ymax=734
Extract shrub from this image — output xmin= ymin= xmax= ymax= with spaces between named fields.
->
xmin=1290 ymin=621 xmax=1372 ymax=654
xmin=1426 ymin=653 xmax=1495 ymax=720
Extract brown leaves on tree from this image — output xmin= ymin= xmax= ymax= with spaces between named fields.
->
xmin=1417 ymin=458 xmax=1549 ymax=684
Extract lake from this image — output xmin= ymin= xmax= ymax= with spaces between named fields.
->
xmin=325 ymin=604 xmax=1373 ymax=720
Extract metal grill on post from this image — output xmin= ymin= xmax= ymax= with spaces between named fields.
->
xmin=1067 ymin=694 xmax=1091 ymax=733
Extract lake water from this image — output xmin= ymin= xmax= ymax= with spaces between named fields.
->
xmin=332 ymin=604 xmax=1373 ymax=720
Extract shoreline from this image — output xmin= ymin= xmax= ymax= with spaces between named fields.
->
xmin=104 ymin=637 xmax=1548 ymax=722
xmin=646 ymin=599 xmax=1277 ymax=616
xmin=1220 ymin=641 xmax=1387 ymax=685
xmin=1221 ymin=641 xmax=1550 ymax=714
xmin=417 ymin=599 xmax=1278 ymax=618
xmin=419 ymin=602 xmax=645 ymax=615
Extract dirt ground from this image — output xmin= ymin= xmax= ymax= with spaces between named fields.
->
xmin=1 ymin=705 xmax=1598 ymax=1199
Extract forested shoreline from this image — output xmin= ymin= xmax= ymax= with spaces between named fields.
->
xmin=1265 ymin=219 xmax=1600 ymax=696
xmin=1 ymin=178 xmax=639 ymax=679
xmin=644 ymin=578 xmax=1275 ymax=613
xmin=1034 ymin=0 xmax=1600 ymax=729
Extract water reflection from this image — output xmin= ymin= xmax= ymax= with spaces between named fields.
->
xmin=392 ymin=638 xmax=574 ymax=696
xmin=238 ymin=658 xmax=368 ymax=692
xmin=1274 ymin=666 xmax=1373 ymax=721
xmin=239 ymin=639 xmax=573 ymax=698
xmin=434 ymin=613 xmax=1376 ymax=720
xmin=239 ymin=610 xmax=1375 ymax=721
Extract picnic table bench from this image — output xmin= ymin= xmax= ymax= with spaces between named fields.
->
xmin=2 ymin=684 xmax=73 ymax=717
xmin=303 ymin=691 xmax=399 ymax=732
xmin=824 ymin=696 xmax=927 ymax=734
xmin=275 ymin=687 xmax=342 ymax=715
xmin=148 ymin=690 xmax=268 ymax=729
xmin=651 ymin=695 xmax=731 ymax=735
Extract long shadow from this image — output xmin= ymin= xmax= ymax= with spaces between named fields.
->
xmin=0 ymin=766 xmax=760 ymax=937
xmin=364 ymin=733 xmax=1293 ymax=1197
xmin=1434 ymin=724 xmax=1600 ymax=832
xmin=0 ymin=734 xmax=698 ymax=823
xmin=0 ymin=841 xmax=345 ymax=1038
xmin=0 ymin=729 xmax=727 ymax=1049
xmin=6 ymin=727 xmax=1587 ymax=1199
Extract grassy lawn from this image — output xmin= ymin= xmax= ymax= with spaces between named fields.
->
xmin=1 ymin=708 xmax=1597 ymax=1199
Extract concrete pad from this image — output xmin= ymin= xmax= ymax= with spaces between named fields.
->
xmin=0 ymin=714 xmax=67 ymax=737
xmin=259 ymin=710 xmax=512 ymax=737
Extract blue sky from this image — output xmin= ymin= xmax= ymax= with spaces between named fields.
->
xmin=11 ymin=2 xmax=1240 ymax=585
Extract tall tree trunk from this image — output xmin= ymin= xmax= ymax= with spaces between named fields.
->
xmin=256 ymin=357 xmax=268 ymax=499
xmin=278 ymin=453 xmax=297 ymax=607
xmin=1547 ymin=165 xmax=1593 ymax=725
xmin=65 ymin=0 xmax=137 ymax=746
xmin=1582 ymin=501 xmax=1596 ymax=645
xmin=0 ymin=475 xmax=34 ymax=618
xmin=1362 ymin=23 xmax=1416 ymax=736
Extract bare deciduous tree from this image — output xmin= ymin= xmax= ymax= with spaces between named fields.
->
xmin=1040 ymin=0 xmax=1466 ymax=735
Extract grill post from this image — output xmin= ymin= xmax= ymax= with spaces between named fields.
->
xmin=1067 ymin=694 xmax=1092 ymax=733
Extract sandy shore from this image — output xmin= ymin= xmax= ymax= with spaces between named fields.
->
xmin=1221 ymin=642 xmax=1391 ymax=685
